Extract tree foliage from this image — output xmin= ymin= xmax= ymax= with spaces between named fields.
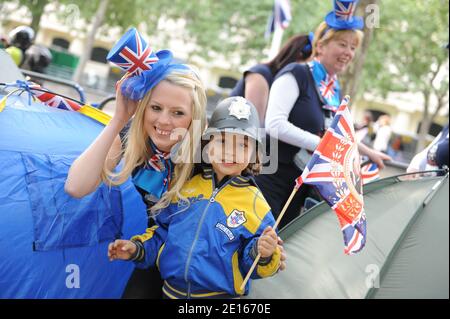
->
xmin=164 ymin=0 xmax=329 ymax=64
xmin=360 ymin=0 xmax=448 ymax=150
xmin=362 ymin=0 xmax=448 ymax=96
xmin=6 ymin=0 xmax=449 ymax=108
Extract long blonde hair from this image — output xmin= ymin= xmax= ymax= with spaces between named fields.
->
xmin=103 ymin=68 xmax=207 ymax=213
xmin=311 ymin=21 xmax=364 ymax=58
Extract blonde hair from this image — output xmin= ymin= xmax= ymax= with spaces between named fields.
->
xmin=311 ymin=21 xmax=364 ymax=58
xmin=103 ymin=68 xmax=207 ymax=213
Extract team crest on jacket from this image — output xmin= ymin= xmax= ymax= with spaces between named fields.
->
xmin=227 ymin=209 xmax=246 ymax=228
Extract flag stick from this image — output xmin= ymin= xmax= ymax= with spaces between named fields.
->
xmin=239 ymin=180 xmax=303 ymax=291
xmin=268 ymin=25 xmax=284 ymax=60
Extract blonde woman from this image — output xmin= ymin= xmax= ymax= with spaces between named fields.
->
xmin=257 ymin=0 xmax=391 ymax=229
xmin=65 ymin=50 xmax=207 ymax=298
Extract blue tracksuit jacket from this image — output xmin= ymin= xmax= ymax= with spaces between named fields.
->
xmin=130 ymin=169 xmax=281 ymax=298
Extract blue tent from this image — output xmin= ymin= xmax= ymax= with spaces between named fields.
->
xmin=0 ymin=94 xmax=147 ymax=298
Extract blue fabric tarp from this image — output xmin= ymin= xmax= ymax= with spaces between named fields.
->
xmin=0 ymin=95 xmax=147 ymax=298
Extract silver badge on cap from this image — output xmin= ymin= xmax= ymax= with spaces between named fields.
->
xmin=228 ymin=97 xmax=251 ymax=120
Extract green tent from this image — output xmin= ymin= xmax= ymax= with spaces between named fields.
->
xmin=248 ymin=172 xmax=449 ymax=299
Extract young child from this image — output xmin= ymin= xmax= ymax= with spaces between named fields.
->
xmin=108 ymin=97 xmax=281 ymax=299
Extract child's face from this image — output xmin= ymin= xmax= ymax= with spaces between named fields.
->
xmin=144 ymin=80 xmax=193 ymax=152
xmin=207 ymin=133 xmax=255 ymax=182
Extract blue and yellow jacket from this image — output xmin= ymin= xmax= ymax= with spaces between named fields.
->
xmin=130 ymin=168 xmax=281 ymax=298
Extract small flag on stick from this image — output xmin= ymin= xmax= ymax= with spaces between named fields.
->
xmin=240 ymin=96 xmax=367 ymax=291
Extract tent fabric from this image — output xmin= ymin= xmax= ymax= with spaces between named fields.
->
xmin=248 ymin=174 xmax=449 ymax=299
xmin=0 ymin=49 xmax=25 ymax=84
xmin=23 ymin=152 xmax=123 ymax=251
xmin=1 ymin=87 xmax=448 ymax=299
xmin=0 ymin=95 xmax=148 ymax=298
xmin=370 ymin=176 xmax=448 ymax=299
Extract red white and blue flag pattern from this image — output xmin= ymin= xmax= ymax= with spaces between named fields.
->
xmin=335 ymin=0 xmax=357 ymax=22
xmin=109 ymin=30 xmax=159 ymax=76
xmin=265 ymin=0 xmax=292 ymax=38
xmin=319 ymin=75 xmax=337 ymax=101
xmin=30 ymin=84 xmax=81 ymax=111
xmin=295 ymin=96 xmax=367 ymax=255
xmin=309 ymin=59 xmax=341 ymax=112
xmin=148 ymin=149 xmax=170 ymax=173
xmin=361 ymin=162 xmax=380 ymax=184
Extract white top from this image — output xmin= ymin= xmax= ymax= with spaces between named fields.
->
xmin=407 ymin=130 xmax=446 ymax=172
xmin=264 ymin=72 xmax=321 ymax=152
xmin=373 ymin=125 xmax=392 ymax=152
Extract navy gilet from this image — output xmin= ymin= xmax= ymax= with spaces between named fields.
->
xmin=273 ymin=63 xmax=327 ymax=164
xmin=230 ymin=64 xmax=274 ymax=97
xmin=435 ymin=124 xmax=449 ymax=168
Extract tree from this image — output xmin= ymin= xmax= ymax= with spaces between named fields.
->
xmin=72 ymin=0 xmax=109 ymax=83
xmin=6 ymin=0 xmax=328 ymax=76
xmin=68 ymin=0 xmax=328 ymax=80
xmin=28 ymin=0 xmax=49 ymax=33
xmin=340 ymin=0 xmax=380 ymax=101
xmin=167 ymin=0 xmax=329 ymax=66
xmin=360 ymin=0 xmax=449 ymax=152
xmin=58 ymin=0 xmax=165 ymax=82
xmin=0 ymin=0 xmax=49 ymax=37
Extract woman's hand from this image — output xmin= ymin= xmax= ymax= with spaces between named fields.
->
xmin=108 ymin=239 xmax=137 ymax=261
xmin=112 ymin=76 xmax=139 ymax=126
xmin=367 ymin=149 xmax=392 ymax=169
xmin=358 ymin=142 xmax=392 ymax=169
xmin=258 ymin=226 xmax=278 ymax=258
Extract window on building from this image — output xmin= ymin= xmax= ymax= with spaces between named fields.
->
xmin=51 ymin=38 xmax=70 ymax=50
xmin=218 ymin=76 xmax=238 ymax=89
xmin=417 ymin=121 xmax=443 ymax=137
xmin=90 ymin=47 xmax=109 ymax=64
xmin=367 ymin=109 xmax=388 ymax=122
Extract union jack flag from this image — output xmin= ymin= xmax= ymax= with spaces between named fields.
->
xmin=361 ymin=162 xmax=380 ymax=184
xmin=295 ymin=96 xmax=367 ymax=255
xmin=319 ymin=75 xmax=337 ymax=101
xmin=30 ymin=84 xmax=81 ymax=111
xmin=108 ymin=29 xmax=159 ymax=76
xmin=147 ymin=150 xmax=170 ymax=173
xmin=335 ymin=0 xmax=357 ymax=22
xmin=265 ymin=0 xmax=292 ymax=38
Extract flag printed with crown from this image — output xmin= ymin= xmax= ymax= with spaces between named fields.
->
xmin=107 ymin=28 xmax=159 ymax=76
xmin=239 ymin=96 xmax=365 ymax=291
xmin=295 ymin=96 xmax=366 ymax=255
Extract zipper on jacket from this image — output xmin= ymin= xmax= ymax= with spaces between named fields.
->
xmin=183 ymin=176 xmax=234 ymax=298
